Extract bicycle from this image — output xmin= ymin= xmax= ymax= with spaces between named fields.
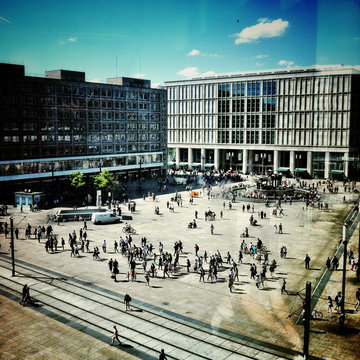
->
xmin=122 ymin=226 xmax=136 ymax=235
xmin=311 ymin=309 xmax=323 ymax=319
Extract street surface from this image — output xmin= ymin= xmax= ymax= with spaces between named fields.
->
xmin=1 ymin=177 xmax=359 ymax=359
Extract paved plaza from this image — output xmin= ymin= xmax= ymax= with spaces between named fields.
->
xmin=1 ymin=177 xmax=360 ymax=359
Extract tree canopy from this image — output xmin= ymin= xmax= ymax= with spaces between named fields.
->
xmin=69 ymin=171 xmax=86 ymax=188
xmin=94 ymin=170 xmax=118 ymax=192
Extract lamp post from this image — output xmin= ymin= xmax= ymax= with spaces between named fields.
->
xmin=138 ymin=156 xmax=144 ymax=181
xmin=228 ymin=152 xmax=234 ymax=171
xmin=201 ymin=154 xmax=205 ymax=172
xmin=260 ymin=153 xmax=266 ymax=175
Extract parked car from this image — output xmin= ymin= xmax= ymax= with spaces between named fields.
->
xmin=91 ymin=212 xmax=120 ymax=225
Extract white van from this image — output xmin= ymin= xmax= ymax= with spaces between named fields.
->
xmin=91 ymin=212 xmax=121 ymax=225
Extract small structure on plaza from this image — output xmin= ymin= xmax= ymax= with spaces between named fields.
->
xmin=14 ymin=191 xmax=45 ymax=209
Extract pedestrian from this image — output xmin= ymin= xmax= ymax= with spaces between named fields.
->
xmin=186 ymin=259 xmax=191 ymax=272
xmin=355 ymin=288 xmax=360 ymax=311
xmin=199 ymin=267 xmax=205 ymax=282
xmin=334 ymin=291 xmax=342 ymax=311
xmin=145 ymin=271 xmax=150 ymax=286
xmin=159 ymin=349 xmax=168 ymax=360
xmin=61 ymin=237 xmax=65 ymax=250
xmin=124 ymin=293 xmax=131 ymax=311
xmin=110 ymin=325 xmax=121 ymax=346
xmin=14 ymin=227 xmax=19 ymax=240
xmin=304 ymin=254 xmax=311 ymax=269
xmin=238 ymin=250 xmax=243 ymax=264
xmin=281 ymin=278 xmax=288 ymax=294
xmin=83 ymin=221 xmax=87 ymax=230
xmin=102 ymin=240 xmax=107 ymax=253
xmin=19 ymin=284 xmax=30 ymax=306
xmin=255 ymin=274 xmax=261 ymax=289
xmin=228 ymin=275 xmax=234 ymax=292
xmin=279 ymin=223 xmax=283 ymax=234
xmin=326 ymin=257 xmax=331 ymax=269
xmin=327 ymin=296 xmax=333 ymax=313
xmin=210 ymin=223 xmax=214 ymax=235
xmin=108 ymin=258 xmax=113 ymax=273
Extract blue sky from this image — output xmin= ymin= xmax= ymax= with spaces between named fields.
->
xmin=0 ymin=0 xmax=359 ymax=86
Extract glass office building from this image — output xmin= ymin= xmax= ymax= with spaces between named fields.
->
xmin=165 ymin=65 xmax=360 ymax=179
xmin=0 ymin=64 xmax=167 ymax=184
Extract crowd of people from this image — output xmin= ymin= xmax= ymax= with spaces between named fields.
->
xmin=5 ymin=175 xmax=360 ymax=354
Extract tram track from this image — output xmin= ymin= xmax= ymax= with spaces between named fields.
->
xmin=0 ymin=256 xmax=299 ymax=359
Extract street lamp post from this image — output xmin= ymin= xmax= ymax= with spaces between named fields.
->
xmin=228 ymin=152 xmax=234 ymax=171
xmin=138 ymin=156 xmax=144 ymax=181
xmin=260 ymin=153 xmax=266 ymax=175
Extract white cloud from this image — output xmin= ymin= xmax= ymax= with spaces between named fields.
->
xmin=278 ymin=60 xmax=294 ymax=67
xmin=134 ymin=73 xmax=146 ymax=79
xmin=255 ymin=54 xmax=268 ymax=59
xmin=201 ymin=71 xmax=216 ymax=77
xmin=208 ymin=53 xmax=220 ymax=58
xmin=152 ymin=83 xmax=162 ymax=89
xmin=187 ymin=49 xmax=200 ymax=56
xmin=232 ymin=18 xmax=289 ymax=44
xmin=89 ymin=78 xmax=102 ymax=83
xmin=177 ymin=67 xmax=199 ymax=77
xmin=68 ymin=37 xmax=77 ymax=42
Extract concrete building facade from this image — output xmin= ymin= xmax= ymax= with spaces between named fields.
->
xmin=0 ymin=64 xmax=167 ymax=185
xmin=165 ymin=65 xmax=360 ymax=179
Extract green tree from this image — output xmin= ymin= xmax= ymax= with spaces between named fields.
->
xmin=69 ymin=171 xmax=86 ymax=189
xmin=94 ymin=170 xmax=118 ymax=192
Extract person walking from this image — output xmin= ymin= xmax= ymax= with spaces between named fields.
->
xmin=326 ymin=257 xmax=331 ymax=269
xmin=110 ymin=325 xmax=121 ymax=346
xmin=228 ymin=275 xmax=234 ymax=292
xmin=355 ymin=288 xmax=360 ymax=311
xmin=304 ymin=254 xmax=311 ymax=269
xmin=124 ymin=293 xmax=131 ymax=311
xmin=159 ymin=349 xmax=168 ymax=360
xmin=335 ymin=292 xmax=342 ymax=312
xmin=102 ymin=240 xmax=107 ymax=253
xmin=281 ymin=278 xmax=288 ymax=294
xmin=327 ymin=296 xmax=333 ymax=313
xmin=19 ymin=284 xmax=30 ymax=306
xmin=199 ymin=267 xmax=205 ymax=282
xmin=278 ymin=223 xmax=283 ymax=234
xmin=210 ymin=223 xmax=214 ymax=235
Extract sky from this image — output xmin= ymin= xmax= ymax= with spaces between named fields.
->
xmin=0 ymin=0 xmax=359 ymax=87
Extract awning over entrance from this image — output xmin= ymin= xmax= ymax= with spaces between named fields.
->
xmin=277 ymin=167 xmax=290 ymax=172
xmin=178 ymin=162 xmax=187 ymax=166
xmin=293 ymin=168 xmax=307 ymax=173
xmin=167 ymin=162 xmax=175 ymax=166
xmin=204 ymin=164 xmax=214 ymax=168
xmin=329 ymin=170 xmax=344 ymax=174
xmin=191 ymin=163 xmax=201 ymax=167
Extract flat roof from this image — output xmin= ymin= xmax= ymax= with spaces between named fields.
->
xmin=165 ymin=65 xmax=360 ymax=85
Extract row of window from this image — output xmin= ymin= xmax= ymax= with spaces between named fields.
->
xmin=2 ymin=133 xmax=161 ymax=144
xmin=4 ymin=84 xmax=162 ymax=101
xmin=168 ymin=128 xmax=349 ymax=147
xmin=168 ymin=111 xmax=348 ymax=131
xmin=168 ymin=92 xmax=350 ymax=115
xmin=3 ymin=109 xmax=164 ymax=121
xmin=5 ymin=144 xmax=164 ymax=160
xmin=1 ymin=121 xmax=162 ymax=132
xmin=167 ymin=75 xmax=351 ymax=101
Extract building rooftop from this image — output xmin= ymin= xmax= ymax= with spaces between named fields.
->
xmin=165 ymin=64 xmax=360 ymax=84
